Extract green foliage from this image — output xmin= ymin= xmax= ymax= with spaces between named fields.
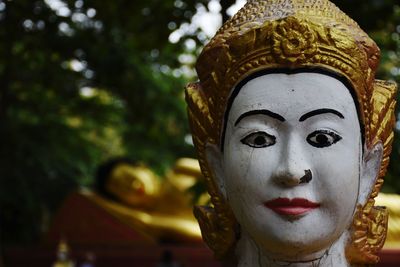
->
xmin=0 ymin=0 xmax=201 ymax=244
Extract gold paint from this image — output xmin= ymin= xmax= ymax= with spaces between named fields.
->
xmin=83 ymin=190 xmax=202 ymax=243
xmin=185 ymin=0 xmax=397 ymax=263
xmin=57 ymin=239 xmax=70 ymax=253
xmin=52 ymin=239 xmax=75 ymax=267
xmin=107 ymin=164 xmax=161 ymax=208
xmin=165 ymin=158 xmax=202 ymax=192
xmin=87 ymin=159 xmax=204 ymax=242
xmin=376 ymin=193 xmax=400 ymax=249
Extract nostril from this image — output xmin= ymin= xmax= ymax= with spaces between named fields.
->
xmin=299 ymin=169 xmax=312 ymax=184
xmin=274 ymin=167 xmax=312 ymax=187
xmin=277 ymin=173 xmax=300 ymax=187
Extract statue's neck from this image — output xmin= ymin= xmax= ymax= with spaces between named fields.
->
xmin=235 ymin=230 xmax=350 ymax=267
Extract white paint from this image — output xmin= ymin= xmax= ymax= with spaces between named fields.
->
xmin=206 ymin=73 xmax=382 ymax=266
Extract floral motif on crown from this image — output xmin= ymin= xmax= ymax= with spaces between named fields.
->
xmin=272 ymin=17 xmax=317 ymax=63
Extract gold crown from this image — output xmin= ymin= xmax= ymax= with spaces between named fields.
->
xmin=185 ymin=0 xmax=397 ymax=263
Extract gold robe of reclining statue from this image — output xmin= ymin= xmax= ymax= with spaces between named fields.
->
xmin=83 ymin=158 xmax=207 ymax=243
xmin=376 ymin=193 xmax=400 ymax=248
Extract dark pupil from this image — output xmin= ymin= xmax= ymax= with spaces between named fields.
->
xmin=316 ymin=134 xmax=328 ymax=144
xmin=254 ymin=136 xmax=266 ymax=146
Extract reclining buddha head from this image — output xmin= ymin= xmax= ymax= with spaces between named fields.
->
xmin=185 ymin=0 xmax=397 ymax=265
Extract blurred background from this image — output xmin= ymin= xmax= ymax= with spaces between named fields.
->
xmin=0 ymin=0 xmax=399 ymax=266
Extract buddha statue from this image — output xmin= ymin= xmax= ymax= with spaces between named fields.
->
xmin=48 ymin=158 xmax=205 ymax=245
xmin=85 ymin=158 xmax=205 ymax=243
xmin=52 ymin=239 xmax=75 ymax=267
xmin=185 ymin=0 xmax=397 ymax=266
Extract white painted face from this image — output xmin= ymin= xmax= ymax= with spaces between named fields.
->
xmin=206 ymin=72 xmax=382 ymax=260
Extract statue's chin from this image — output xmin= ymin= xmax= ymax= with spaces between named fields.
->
xmin=236 ymin=229 xmax=350 ymax=267
xmin=261 ymin=233 xmax=342 ymax=260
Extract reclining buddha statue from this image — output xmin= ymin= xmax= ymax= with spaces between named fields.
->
xmin=185 ymin=0 xmax=397 ymax=266
xmin=48 ymin=158 xmax=205 ymax=244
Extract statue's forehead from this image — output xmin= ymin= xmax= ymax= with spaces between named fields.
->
xmin=227 ymin=72 xmax=357 ymax=122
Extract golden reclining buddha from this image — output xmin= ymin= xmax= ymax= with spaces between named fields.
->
xmin=83 ymin=158 xmax=207 ymax=243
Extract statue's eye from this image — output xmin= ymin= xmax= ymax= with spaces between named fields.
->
xmin=241 ymin=132 xmax=276 ymax=148
xmin=306 ymin=130 xmax=342 ymax=148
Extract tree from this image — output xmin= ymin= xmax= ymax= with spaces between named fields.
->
xmin=0 ymin=0 xmax=205 ymax=244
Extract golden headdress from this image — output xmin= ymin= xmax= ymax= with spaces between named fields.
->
xmin=185 ymin=0 xmax=397 ymax=263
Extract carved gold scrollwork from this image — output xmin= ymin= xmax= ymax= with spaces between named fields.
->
xmin=272 ymin=17 xmax=317 ymax=63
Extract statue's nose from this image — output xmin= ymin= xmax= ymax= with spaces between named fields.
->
xmin=273 ymin=138 xmax=312 ymax=187
xmin=274 ymin=169 xmax=312 ymax=187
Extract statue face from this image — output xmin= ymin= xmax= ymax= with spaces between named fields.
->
xmin=207 ymin=72 xmax=380 ymax=259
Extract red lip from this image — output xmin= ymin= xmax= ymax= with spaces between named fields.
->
xmin=264 ymin=198 xmax=320 ymax=216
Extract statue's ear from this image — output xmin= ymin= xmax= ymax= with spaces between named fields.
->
xmin=358 ymin=142 xmax=383 ymax=205
xmin=205 ymin=142 xmax=227 ymax=199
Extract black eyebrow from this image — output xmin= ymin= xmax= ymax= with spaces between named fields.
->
xmin=299 ymin=108 xmax=345 ymax=122
xmin=234 ymin=109 xmax=285 ymax=126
